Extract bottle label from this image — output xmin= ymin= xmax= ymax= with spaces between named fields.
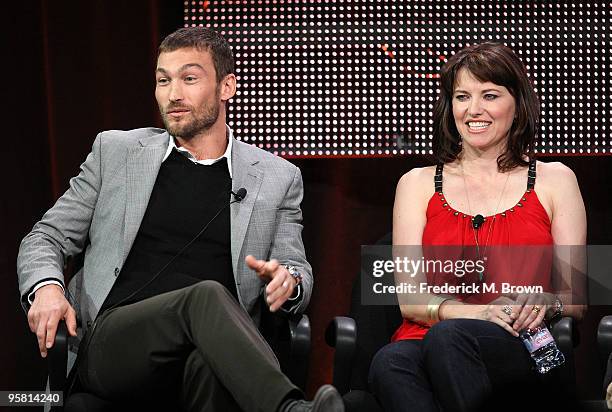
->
xmin=523 ymin=328 xmax=555 ymax=353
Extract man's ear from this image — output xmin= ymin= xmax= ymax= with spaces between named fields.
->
xmin=220 ymin=74 xmax=237 ymax=102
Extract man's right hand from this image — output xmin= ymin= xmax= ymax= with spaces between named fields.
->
xmin=27 ymin=284 xmax=77 ymax=358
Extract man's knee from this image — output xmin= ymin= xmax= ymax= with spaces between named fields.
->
xmin=177 ymin=281 xmax=242 ymax=323
xmin=188 ymin=280 xmax=231 ymax=301
xmin=184 ymin=349 xmax=208 ymax=376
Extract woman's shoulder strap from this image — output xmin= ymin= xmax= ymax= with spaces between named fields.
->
xmin=527 ymin=159 xmax=537 ymax=190
xmin=434 ymin=163 xmax=444 ymax=193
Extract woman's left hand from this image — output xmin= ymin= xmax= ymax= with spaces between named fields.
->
xmin=505 ymin=293 xmax=551 ymax=332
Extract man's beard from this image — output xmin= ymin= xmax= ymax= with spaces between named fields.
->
xmin=161 ymin=91 xmax=221 ymax=140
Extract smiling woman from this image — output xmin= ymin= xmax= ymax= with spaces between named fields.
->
xmin=369 ymin=42 xmax=587 ymax=412
xmin=451 ymin=69 xmax=517 ymax=154
xmin=432 ymin=42 xmax=541 ymax=173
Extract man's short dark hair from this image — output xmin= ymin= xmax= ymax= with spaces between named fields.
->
xmin=432 ymin=42 xmax=540 ymax=171
xmin=159 ymin=27 xmax=235 ymax=83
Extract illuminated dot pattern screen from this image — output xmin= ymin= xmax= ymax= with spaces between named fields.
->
xmin=185 ymin=1 xmax=611 ymax=157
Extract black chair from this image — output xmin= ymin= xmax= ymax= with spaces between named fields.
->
xmin=567 ymin=314 xmax=612 ymax=412
xmin=598 ymin=315 xmax=612 ymax=374
xmin=326 ymin=232 xmax=582 ymax=412
xmin=597 ymin=315 xmax=612 ymax=410
xmin=48 ymin=304 xmax=311 ymax=412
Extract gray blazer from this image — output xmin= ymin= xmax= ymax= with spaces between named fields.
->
xmin=17 ymin=128 xmax=313 ymax=352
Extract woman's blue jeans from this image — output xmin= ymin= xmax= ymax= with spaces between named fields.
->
xmin=368 ymin=319 xmax=572 ymax=412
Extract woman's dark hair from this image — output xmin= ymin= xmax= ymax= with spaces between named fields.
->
xmin=159 ymin=27 xmax=235 ymax=83
xmin=432 ymin=42 xmax=540 ymax=171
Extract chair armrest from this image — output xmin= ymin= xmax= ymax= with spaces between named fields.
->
xmin=281 ymin=314 xmax=311 ymax=391
xmin=325 ymin=316 xmax=357 ymax=349
xmin=48 ymin=320 xmax=68 ymax=392
xmin=288 ymin=314 xmax=311 ymax=359
xmin=550 ymin=316 xmax=576 ymax=388
xmin=599 ymin=316 xmax=612 ymax=397
xmin=551 ymin=316 xmax=575 ymax=355
xmin=598 ymin=315 xmax=612 ymax=361
xmin=325 ymin=316 xmax=357 ymax=395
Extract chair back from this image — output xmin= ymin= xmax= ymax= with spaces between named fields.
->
xmin=348 ymin=232 xmax=402 ymax=391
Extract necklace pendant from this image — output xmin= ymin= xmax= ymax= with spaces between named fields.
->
xmin=478 ymin=270 xmax=484 ymax=282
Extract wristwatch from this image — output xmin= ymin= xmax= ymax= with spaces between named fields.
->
xmin=282 ymin=264 xmax=302 ymax=285
xmin=549 ymin=298 xmax=564 ymax=320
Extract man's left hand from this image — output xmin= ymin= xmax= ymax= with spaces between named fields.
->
xmin=245 ymin=255 xmax=296 ymax=312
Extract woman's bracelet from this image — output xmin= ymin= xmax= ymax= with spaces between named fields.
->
xmin=426 ymin=296 xmax=452 ymax=324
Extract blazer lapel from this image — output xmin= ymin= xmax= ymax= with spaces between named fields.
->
xmin=230 ymin=140 xmax=263 ymax=280
xmin=122 ymin=132 xmax=169 ymax=263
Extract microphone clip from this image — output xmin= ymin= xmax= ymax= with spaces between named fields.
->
xmin=231 ymin=188 xmax=247 ymax=202
xmin=472 ymin=214 xmax=485 ymax=230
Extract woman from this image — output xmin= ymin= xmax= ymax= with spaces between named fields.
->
xmin=368 ymin=42 xmax=586 ymax=412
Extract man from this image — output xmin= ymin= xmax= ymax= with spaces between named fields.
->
xmin=18 ymin=27 xmax=343 ymax=412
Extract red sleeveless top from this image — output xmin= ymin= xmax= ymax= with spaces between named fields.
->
xmin=392 ymin=161 xmax=553 ymax=341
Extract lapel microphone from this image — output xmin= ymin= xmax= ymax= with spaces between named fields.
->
xmin=472 ymin=214 xmax=485 ymax=229
xmin=231 ymin=187 xmax=247 ymax=202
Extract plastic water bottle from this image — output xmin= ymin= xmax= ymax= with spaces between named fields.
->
xmin=519 ymin=324 xmax=565 ymax=374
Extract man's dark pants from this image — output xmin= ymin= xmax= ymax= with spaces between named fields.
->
xmin=76 ymin=280 xmax=300 ymax=412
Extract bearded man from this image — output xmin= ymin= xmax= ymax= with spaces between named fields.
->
xmin=18 ymin=27 xmax=343 ymax=412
